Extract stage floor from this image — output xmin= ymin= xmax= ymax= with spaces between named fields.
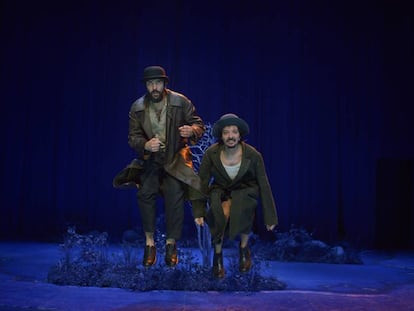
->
xmin=0 ymin=242 xmax=413 ymax=310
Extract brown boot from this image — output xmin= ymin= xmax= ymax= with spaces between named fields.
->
xmin=239 ymin=245 xmax=252 ymax=272
xmin=165 ymin=243 xmax=178 ymax=267
xmin=143 ymin=245 xmax=156 ymax=267
xmin=213 ymin=252 xmax=225 ymax=278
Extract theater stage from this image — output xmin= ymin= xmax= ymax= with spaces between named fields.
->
xmin=0 ymin=242 xmax=413 ymax=311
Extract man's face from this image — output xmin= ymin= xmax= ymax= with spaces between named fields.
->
xmin=221 ymin=125 xmax=241 ymax=148
xmin=145 ymin=79 xmax=165 ymax=102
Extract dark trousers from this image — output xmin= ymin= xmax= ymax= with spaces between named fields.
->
xmin=137 ymin=161 xmax=185 ymax=240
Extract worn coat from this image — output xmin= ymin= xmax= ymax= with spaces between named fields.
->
xmin=192 ymin=142 xmax=278 ymax=241
xmin=127 ymin=89 xmax=205 ymax=196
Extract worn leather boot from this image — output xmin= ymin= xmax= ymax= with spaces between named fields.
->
xmin=213 ymin=252 xmax=225 ymax=278
xmin=239 ymin=245 xmax=252 ymax=272
xmin=143 ymin=245 xmax=156 ymax=267
xmin=165 ymin=243 xmax=178 ymax=267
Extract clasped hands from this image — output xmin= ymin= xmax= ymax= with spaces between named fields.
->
xmin=145 ymin=125 xmax=193 ymax=152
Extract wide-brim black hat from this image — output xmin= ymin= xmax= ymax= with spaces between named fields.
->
xmin=212 ymin=113 xmax=250 ymax=138
xmin=141 ymin=66 xmax=169 ymax=82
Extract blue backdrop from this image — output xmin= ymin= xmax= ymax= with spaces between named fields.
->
xmin=1 ymin=0 xmax=413 ymax=249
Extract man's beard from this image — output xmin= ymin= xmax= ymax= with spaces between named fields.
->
xmin=149 ymin=90 xmax=164 ymax=103
xmin=225 ymin=138 xmax=238 ymax=148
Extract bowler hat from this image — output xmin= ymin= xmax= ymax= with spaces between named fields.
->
xmin=212 ymin=113 xmax=250 ymax=138
xmin=142 ymin=66 xmax=169 ymax=82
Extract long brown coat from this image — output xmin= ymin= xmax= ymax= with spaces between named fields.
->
xmin=192 ymin=142 xmax=278 ymax=241
xmin=128 ymin=89 xmax=204 ymax=164
xmin=126 ymin=89 xmax=205 ymax=195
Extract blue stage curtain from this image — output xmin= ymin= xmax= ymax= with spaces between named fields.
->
xmin=1 ymin=0 xmax=413 ymax=248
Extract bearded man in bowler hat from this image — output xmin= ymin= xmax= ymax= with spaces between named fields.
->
xmin=127 ymin=66 xmax=205 ymax=267
xmin=192 ymin=113 xmax=278 ymax=278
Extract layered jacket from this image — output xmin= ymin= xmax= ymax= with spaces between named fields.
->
xmin=126 ymin=89 xmax=205 ymax=194
xmin=192 ymin=142 xmax=278 ymax=240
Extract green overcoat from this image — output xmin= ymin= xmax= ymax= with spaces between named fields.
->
xmin=192 ymin=142 xmax=278 ymax=241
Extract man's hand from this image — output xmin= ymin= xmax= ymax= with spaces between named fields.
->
xmin=194 ymin=217 xmax=204 ymax=226
xmin=266 ymin=224 xmax=276 ymax=231
xmin=178 ymin=125 xmax=193 ymax=138
xmin=145 ymin=137 xmax=161 ymax=152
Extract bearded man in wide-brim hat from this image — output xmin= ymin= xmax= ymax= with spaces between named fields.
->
xmin=192 ymin=113 xmax=278 ymax=278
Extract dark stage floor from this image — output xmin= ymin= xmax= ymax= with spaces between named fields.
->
xmin=0 ymin=242 xmax=413 ymax=311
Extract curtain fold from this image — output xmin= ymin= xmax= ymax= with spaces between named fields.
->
xmin=1 ymin=0 xmax=413 ymax=248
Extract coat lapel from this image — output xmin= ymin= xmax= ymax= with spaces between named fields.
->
xmin=142 ymin=110 xmax=154 ymax=138
xmin=211 ymin=145 xmax=230 ymax=182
